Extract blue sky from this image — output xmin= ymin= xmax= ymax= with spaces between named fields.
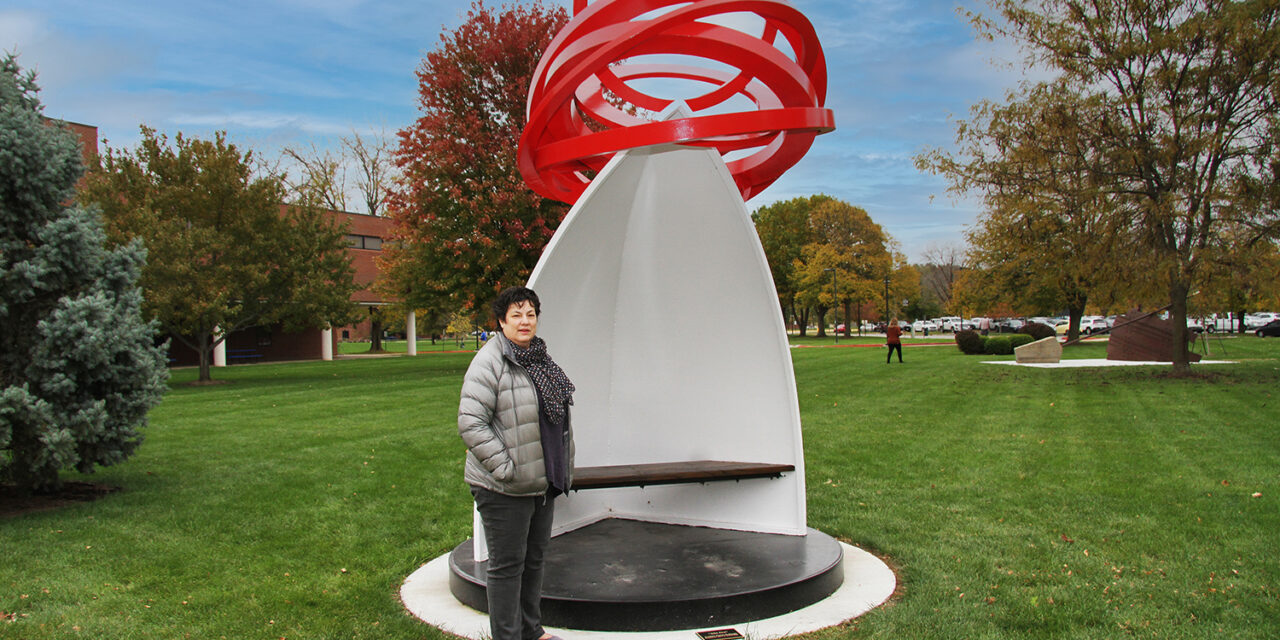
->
xmin=2 ymin=0 xmax=1032 ymax=261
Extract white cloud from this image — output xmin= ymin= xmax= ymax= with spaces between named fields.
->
xmin=696 ymin=10 xmax=766 ymax=36
xmin=171 ymin=111 xmax=353 ymax=136
xmin=0 ymin=9 xmax=154 ymax=94
xmin=0 ymin=9 xmax=48 ymax=47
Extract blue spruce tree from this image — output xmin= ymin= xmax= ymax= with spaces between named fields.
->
xmin=0 ymin=55 xmax=168 ymax=493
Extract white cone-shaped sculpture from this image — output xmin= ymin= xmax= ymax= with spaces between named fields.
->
xmin=501 ymin=105 xmax=806 ymax=543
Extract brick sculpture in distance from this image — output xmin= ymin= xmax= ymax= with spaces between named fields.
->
xmin=1106 ymin=310 xmax=1202 ymax=363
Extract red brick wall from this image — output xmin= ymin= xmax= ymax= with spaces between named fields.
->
xmin=280 ymin=206 xmax=392 ymax=306
xmin=166 ymin=324 xmax=326 ymax=367
xmin=62 ymin=121 xmax=98 ymax=166
xmin=325 ymin=209 xmax=395 ymax=341
xmin=49 ymin=119 xmax=97 ymax=192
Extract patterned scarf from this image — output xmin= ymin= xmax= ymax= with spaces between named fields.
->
xmin=509 ymin=336 xmax=575 ymax=425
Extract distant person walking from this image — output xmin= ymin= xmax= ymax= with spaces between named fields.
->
xmin=886 ymin=318 xmax=903 ymax=364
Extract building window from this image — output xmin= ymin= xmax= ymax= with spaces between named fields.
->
xmin=344 ymin=234 xmax=383 ymax=250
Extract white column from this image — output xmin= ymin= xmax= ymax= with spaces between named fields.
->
xmin=321 ymin=327 xmax=333 ymax=361
xmin=407 ymin=310 xmax=418 ymax=356
xmin=212 ymin=328 xmax=226 ymax=367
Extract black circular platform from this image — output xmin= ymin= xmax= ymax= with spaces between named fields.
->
xmin=449 ymin=517 xmax=844 ymax=631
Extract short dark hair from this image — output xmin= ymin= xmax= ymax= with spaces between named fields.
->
xmin=492 ymin=286 xmax=541 ymax=325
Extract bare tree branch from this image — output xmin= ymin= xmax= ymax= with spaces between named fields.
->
xmin=343 ymin=128 xmax=395 ymax=216
xmin=282 ymin=144 xmax=347 ymax=212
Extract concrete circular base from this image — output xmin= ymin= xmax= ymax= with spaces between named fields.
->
xmin=401 ymin=539 xmax=895 ymax=639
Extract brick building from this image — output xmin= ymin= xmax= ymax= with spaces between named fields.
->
xmin=166 ymin=207 xmax=396 ymax=366
xmin=333 ymin=209 xmax=395 ymax=344
xmin=61 ymin=121 xmax=400 ymax=366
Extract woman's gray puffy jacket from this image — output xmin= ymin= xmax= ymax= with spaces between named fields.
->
xmin=458 ymin=333 xmax=574 ymax=496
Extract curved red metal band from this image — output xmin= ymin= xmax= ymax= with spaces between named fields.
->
xmin=519 ymin=0 xmax=834 ymax=204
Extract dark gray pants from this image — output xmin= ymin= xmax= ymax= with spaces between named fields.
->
xmin=471 ymin=486 xmax=556 ymax=640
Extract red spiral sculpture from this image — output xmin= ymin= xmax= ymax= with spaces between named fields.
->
xmin=518 ymin=0 xmax=835 ymax=204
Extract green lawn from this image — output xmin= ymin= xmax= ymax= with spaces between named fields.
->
xmin=3 ymin=336 xmax=1277 ymax=639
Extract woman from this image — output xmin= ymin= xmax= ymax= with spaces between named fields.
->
xmin=886 ymin=317 xmax=903 ymax=363
xmin=458 ymin=286 xmax=574 ymax=640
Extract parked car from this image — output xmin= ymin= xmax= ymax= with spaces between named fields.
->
xmin=1153 ymin=312 xmax=1206 ymax=333
xmin=994 ymin=318 xmax=1025 ymax=333
xmin=912 ymin=319 xmax=940 ymax=333
xmin=938 ymin=316 xmax=960 ymax=331
xmin=1257 ymin=319 xmax=1280 ymax=337
xmin=1206 ymin=314 xmax=1243 ymax=332
xmin=1247 ymin=312 xmax=1280 ymax=329
xmin=1081 ymin=317 xmax=1110 ymax=334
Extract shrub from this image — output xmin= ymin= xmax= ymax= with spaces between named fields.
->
xmin=985 ymin=335 xmax=1014 ymax=355
xmin=1009 ymin=334 xmax=1036 ymax=349
xmin=1021 ymin=322 xmax=1056 ymax=340
xmin=955 ymin=329 xmax=985 ymax=355
xmin=986 ymin=334 xmax=1037 ymax=355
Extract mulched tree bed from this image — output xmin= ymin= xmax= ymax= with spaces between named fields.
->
xmin=0 ymin=482 xmax=121 ymax=518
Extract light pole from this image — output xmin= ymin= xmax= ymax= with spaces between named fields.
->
xmin=883 ymin=275 xmax=891 ymax=327
xmin=824 ymin=268 xmax=838 ymax=344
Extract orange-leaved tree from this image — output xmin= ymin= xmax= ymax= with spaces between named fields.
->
xmin=382 ymin=0 xmax=569 ymax=323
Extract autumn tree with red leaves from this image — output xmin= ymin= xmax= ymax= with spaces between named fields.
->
xmin=381 ymin=1 xmax=569 ymax=322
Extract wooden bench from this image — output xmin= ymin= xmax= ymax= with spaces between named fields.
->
xmin=571 ymin=460 xmax=795 ymax=491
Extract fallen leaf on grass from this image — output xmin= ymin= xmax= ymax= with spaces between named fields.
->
xmin=1060 ymin=534 xmax=1074 ymax=544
